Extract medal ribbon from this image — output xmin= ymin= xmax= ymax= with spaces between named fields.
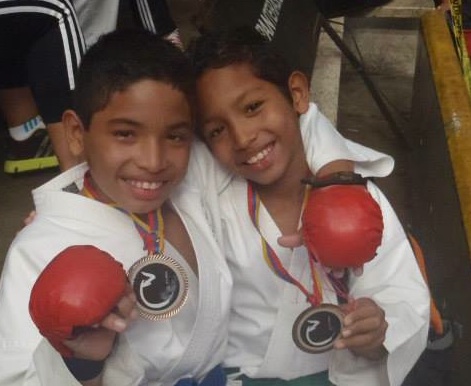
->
xmin=247 ymin=183 xmax=323 ymax=307
xmin=82 ymin=172 xmax=164 ymax=254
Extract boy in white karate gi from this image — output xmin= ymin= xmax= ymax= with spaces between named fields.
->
xmin=0 ymin=30 xmax=232 ymax=386
xmin=187 ymin=27 xmax=430 ymax=386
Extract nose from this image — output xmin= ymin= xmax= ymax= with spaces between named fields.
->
xmin=231 ymin=119 xmax=257 ymax=150
xmin=135 ymin=139 xmax=166 ymax=173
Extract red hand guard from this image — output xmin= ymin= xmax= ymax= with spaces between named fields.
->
xmin=302 ymin=174 xmax=384 ymax=269
xmin=29 ymin=245 xmax=128 ymax=357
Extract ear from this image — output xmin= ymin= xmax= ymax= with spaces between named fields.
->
xmin=288 ymin=71 xmax=310 ymax=115
xmin=62 ymin=110 xmax=86 ymax=157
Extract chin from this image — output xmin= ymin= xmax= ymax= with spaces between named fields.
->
xmin=248 ymin=171 xmax=280 ymax=186
xmin=115 ymin=200 xmax=155 ymax=214
xmin=132 ymin=204 xmax=160 ymax=214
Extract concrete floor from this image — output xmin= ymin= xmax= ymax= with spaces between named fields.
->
xmin=2 ymin=1 xmax=471 ymax=385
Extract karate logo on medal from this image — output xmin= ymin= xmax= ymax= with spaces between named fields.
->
xmin=128 ymin=253 xmax=189 ymax=320
xmin=292 ymin=304 xmax=343 ymax=353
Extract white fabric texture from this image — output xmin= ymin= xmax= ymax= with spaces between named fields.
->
xmin=186 ymin=103 xmax=429 ymax=385
xmin=0 ymin=164 xmax=232 ymax=386
xmin=72 ymin=0 xmax=119 ymax=47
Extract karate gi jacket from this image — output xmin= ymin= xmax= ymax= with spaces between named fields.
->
xmin=186 ymin=103 xmax=430 ymax=386
xmin=0 ymin=164 xmax=232 ymax=386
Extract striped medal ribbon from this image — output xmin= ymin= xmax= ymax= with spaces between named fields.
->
xmin=82 ymin=172 xmax=189 ymax=320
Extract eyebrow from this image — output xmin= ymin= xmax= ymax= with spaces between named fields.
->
xmin=201 ymin=86 xmax=265 ymax=126
xmin=107 ymin=118 xmax=193 ymax=134
xmin=107 ymin=118 xmax=141 ymax=127
xmin=234 ymin=86 xmax=264 ymax=106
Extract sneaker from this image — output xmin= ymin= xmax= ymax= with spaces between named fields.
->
xmin=4 ymin=129 xmax=58 ymax=174
xmin=164 ymin=28 xmax=184 ymax=50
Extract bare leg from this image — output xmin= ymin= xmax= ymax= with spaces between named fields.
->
xmin=0 ymin=87 xmax=38 ymax=126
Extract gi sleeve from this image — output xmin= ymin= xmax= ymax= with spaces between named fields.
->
xmin=300 ymin=102 xmax=395 ymax=178
xmin=329 ymin=181 xmax=430 ymax=386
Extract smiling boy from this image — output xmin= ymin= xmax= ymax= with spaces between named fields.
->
xmin=187 ymin=27 xmax=430 ymax=386
xmin=0 ymin=30 xmax=231 ymax=386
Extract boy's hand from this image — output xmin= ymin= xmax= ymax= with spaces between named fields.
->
xmin=334 ymin=298 xmax=388 ymax=361
xmin=24 ymin=210 xmax=36 ymax=226
xmin=277 ymin=234 xmax=364 ymax=277
xmin=29 ymin=245 xmax=130 ymax=357
xmin=277 ymin=233 xmax=303 ymax=248
xmin=16 ymin=210 xmax=36 ymax=235
xmin=302 ymin=177 xmax=383 ymax=270
xmin=63 ymin=287 xmax=138 ymax=361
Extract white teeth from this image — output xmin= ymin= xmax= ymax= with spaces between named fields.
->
xmin=129 ymin=180 xmax=162 ymax=190
xmin=246 ymin=146 xmax=271 ymax=165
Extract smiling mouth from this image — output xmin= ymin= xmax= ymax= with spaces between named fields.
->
xmin=127 ymin=179 xmax=164 ymax=190
xmin=245 ymin=143 xmax=274 ymax=165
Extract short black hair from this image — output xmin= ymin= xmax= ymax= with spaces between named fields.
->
xmin=74 ymin=29 xmax=195 ymax=128
xmin=187 ymin=26 xmax=294 ymax=101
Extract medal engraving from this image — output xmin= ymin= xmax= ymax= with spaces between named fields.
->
xmin=128 ymin=253 xmax=189 ymax=320
xmin=292 ymin=304 xmax=343 ymax=353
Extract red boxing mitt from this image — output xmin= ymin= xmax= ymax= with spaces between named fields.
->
xmin=302 ymin=172 xmax=383 ymax=269
xmin=29 ymin=245 xmax=128 ymax=357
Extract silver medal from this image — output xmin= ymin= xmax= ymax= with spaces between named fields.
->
xmin=128 ymin=253 xmax=189 ymax=320
xmin=292 ymin=304 xmax=343 ymax=353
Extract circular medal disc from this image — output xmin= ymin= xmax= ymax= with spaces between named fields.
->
xmin=128 ymin=253 xmax=189 ymax=321
xmin=292 ymin=304 xmax=343 ymax=354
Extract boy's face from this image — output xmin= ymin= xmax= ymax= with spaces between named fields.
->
xmin=195 ymin=63 xmax=309 ymax=187
xmin=66 ymin=79 xmax=193 ymax=214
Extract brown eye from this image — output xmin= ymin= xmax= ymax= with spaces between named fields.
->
xmin=205 ymin=125 xmax=225 ymax=140
xmin=246 ymin=101 xmax=262 ymax=114
xmin=113 ymin=130 xmax=135 ymax=140
xmin=168 ymin=132 xmax=191 ymax=143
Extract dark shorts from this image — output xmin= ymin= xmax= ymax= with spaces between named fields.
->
xmin=0 ymin=0 xmax=85 ymax=123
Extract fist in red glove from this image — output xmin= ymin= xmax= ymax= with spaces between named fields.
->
xmin=302 ymin=173 xmax=383 ymax=269
xmin=29 ymin=245 xmax=128 ymax=357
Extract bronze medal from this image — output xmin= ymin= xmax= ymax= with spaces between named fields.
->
xmin=292 ymin=304 xmax=343 ymax=354
xmin=128 ymin=253 xmax=189 ymax=320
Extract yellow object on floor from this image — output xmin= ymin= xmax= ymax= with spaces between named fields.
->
xmin=4 ymin=155 xmax=58 ymax=174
